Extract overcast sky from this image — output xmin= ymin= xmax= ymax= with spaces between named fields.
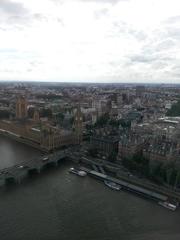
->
xmin=0 ymin=0 xmax=180 ymax=83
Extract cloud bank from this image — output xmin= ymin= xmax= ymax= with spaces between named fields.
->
xmin=0 ymin=0 xmax=180 ymax=83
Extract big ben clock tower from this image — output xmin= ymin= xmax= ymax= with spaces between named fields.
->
xmin=16 ymin=95 xmax=28 ymax=119
xmin=74 ymin=105 xmax=83 ymax=144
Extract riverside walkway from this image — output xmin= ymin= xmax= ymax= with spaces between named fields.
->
xmin=79 ymin=156 xmax=180 ymax=203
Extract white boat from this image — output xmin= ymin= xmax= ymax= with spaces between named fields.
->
xmin=104 ymin=180 xmax=122 ymax=191
xmin=158 ymin=201 xmax=177 ymax=211
xmin=69 ymin=167 xmax=87 ymax=177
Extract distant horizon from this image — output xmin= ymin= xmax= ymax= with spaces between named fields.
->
xmin=0 ymin=80 xmax=180 ymax=86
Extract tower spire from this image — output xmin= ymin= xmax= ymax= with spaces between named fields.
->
xmin=74 ymin=104 xmax=83 ymax=144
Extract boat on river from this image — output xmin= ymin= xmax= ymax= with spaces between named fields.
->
xmin=104 ymin=180 xmax=122 ymax=191
xmin=158 ymin=201 xmax=177 ymax=211
xmin=69 ymin=167 xmax=87 ymax=177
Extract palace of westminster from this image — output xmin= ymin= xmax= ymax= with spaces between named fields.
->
xmin=0 ymin=96 xmax=83 ymax=152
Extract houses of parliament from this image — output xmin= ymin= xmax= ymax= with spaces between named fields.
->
xmin=0 ymin=96 xmax=83 ymax=152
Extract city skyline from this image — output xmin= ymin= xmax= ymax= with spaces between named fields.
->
xmin=1 ymin=0 xmax=180 ymax=83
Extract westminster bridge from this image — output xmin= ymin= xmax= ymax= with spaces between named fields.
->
xmin=0 ymin=149 xmax=70 ymax=185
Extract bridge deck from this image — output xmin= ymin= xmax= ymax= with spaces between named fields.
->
xmin=0 ymin=150 xmax=67 ymax=182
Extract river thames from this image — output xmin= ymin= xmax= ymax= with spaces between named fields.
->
xmin=0 ymin=135 xmax=180 ymax=240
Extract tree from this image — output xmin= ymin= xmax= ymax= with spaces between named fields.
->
xmin=95 ymin=113 xmax=109 ymax=127
xmin=108 ymin=151 xmax=117 ymax=162
xmin=0 ymin=110 xmax=10 ymax=119
xmin=40 ymin=108 xmax=52 ymax=118
xmin=88 ymin=147 xmax=98 ymax=157
xmin=119 ymin=119 xmax=131 ymax=128
xmin=174 ymin=171 xmax=180 ymax=189
xmin=69 ymin=116 xmax=74 ymax=126
xmin=109 ymin=119 xmax=120 ymax=127
xmin=166 ymin=100 xmax=180 ymax=116
xmin=56 ymin=112 xmax=64 ymax=123
xmin=122 ymin=150 xmax=180 ymax=186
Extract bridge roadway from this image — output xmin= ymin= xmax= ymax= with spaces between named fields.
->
xmin=0 ymin=149 xmax=68 ymax=185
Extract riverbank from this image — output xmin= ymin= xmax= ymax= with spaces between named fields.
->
xmin=0 ymin=129 xmax=47 ymax=153
xmin=76 ymin=156 xmax=180 ymax=203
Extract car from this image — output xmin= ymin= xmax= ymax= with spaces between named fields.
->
xmin=17 ymin=165 xmax=28 ymax=169
xmin=17 ymin=165 xmax=24 ymax=169
xmin=42 ymin=157 xmax=49 ymax=161
xmin=128 ymin=173 xmax=133 ymax=177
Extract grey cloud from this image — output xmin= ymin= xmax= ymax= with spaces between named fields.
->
xmin=0 ymin=0 xmax=28 ymax=15
xmin=52 ymin=0 xmax=129 ymax=3
xmin=0 ymin=48 xmax=18 ymax=53
xmin=33 ymin=13 xmax=48 ymax=21
xmin=166 ymin=64 xmax=180 ymax=79
xmin=172 ymin=65 xmax=180 ymax=71
xmin=0 ymin=67 xmax=19 ymax=73
xmin=130 ymin=55 xmax=157 ymax=64
xmin=158 ymin=16 xmax=180 ymax=42
xmin=167 ymin=27 xmax=180 ymax=40
xmin=111 ymin=21 xmax=147 ymax=41
xmin=0 ymin=26 xmax=6 ymax=31
xmin=129 ymin=52 xmax=175 ymax=65
xmin=29 ymin=61 xmax=43 ymax=67
xmin=127 ymin=29 xmax=147 ymax=41
xmin=0 ymin=1 xmax=49 ymax=27
xmin=0 ymin=1 xmax=63 ymax=27
xmin=155 ymin=39 xmax=176 ymax=51
xmin=50 ymin=0 xmax=64 ymax=4
xmin=94 ymin=8 xmax=109 ymax=19
xmin=152 ymin=61 xmax=169 ymax=70
xmin=106 ymin=21 xmax=129 ymax=38
xmin=109 ymin=61 xmax=120 ymax=66
xmin=7 ymin=15 xmax=30 ymax=25
xmin=113 ymin=21 xmax=127 ymax=29
xmin=170 ymin=71 xmax=180 ymax=78
xmin=165 ymin=15 xmax=180 ymax=24
xmin=0 ymin=0 xmax=31 ymax=27
xmin=80 ymin=0 xmax=129 ymax=4
xmin=57 ymin=17 xmax=65 ymax=26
